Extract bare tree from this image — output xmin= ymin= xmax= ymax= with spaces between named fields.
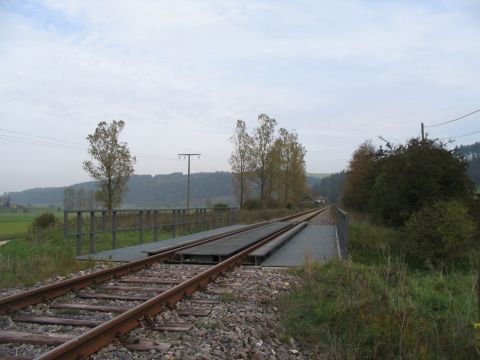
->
xmin=83 ymin=120 xmax=136 ymax=210
xmin=229 ymin=120 xmax=253 ymax=207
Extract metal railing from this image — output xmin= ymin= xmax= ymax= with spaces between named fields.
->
xmin=335 ymin=206 xmax=349 ymax=259
xmin=64 ymin=207 xmax=239 ymax=256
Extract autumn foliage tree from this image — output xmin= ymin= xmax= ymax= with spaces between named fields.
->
xmin=229 ymin=115 xmax=307 ymax=208
xmin=83 ymin=120 xmax=136 ymax=210
xmin=229 ymin=120 xmax=253 ymax=207
xmin=251 ymin=114 xmax=277 ymax=206
xmin=341 ymin=141 xmax=377 ymax=212
xmin=275 ymin=128 xmax=306 ymax=206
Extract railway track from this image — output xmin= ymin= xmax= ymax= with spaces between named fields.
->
xmin=0 ymin=208 xmax=326 ymax=359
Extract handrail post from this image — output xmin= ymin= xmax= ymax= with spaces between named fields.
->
xmin=76 ymin=211 xmax=82 ymax=257
xmin=182 ymin=209 xmax=186 ymax=235
xmin=172 ymin=210 xmax=176 ymax=238
xmin=139 ymin=210 xmax=144 ymax=244
xmin=63 ymin=211 xmax=68 ymax=237
xmin=153 ymin=210 xmax=158 ymax=242
xmin=102 ymin=211 xmax=106 ymax=231
xmin=195 ymin=209 xmax=199 ymax=232
xmin=335 ymin=207 xmax=349 ymax=259
xmin=112 ymin=211 xmax=117 ymax=249
xmin=89 ymin=211 xmax=96 ymax=254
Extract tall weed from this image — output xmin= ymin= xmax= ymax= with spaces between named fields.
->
xmin=278 ymin=258 xmax=479 ymax=359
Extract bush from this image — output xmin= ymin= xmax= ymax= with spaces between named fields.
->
xmin=343 ymin=138 xmax=473 ymax=227
xmin=213 ymin=203 xmax=228 ymax=209
xmin=32 ymin=212 xmax=57 ymax=230
xmin=403 ymin=200 xmax=476 ymax=267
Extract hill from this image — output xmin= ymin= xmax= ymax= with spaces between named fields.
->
xmin=9 ymin=172 xmax=324 ymax=208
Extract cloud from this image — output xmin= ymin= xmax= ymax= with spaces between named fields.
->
xmin=0 ymin=0 xmax=479 ymax=192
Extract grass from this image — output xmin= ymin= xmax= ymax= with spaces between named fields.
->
xmin=0 ymin=227 xmax=93 ymax=288
xmin=278 ymin=218 xmax=480 ymax=359
xmin=0 ymin=207 xmax=62 ymax=239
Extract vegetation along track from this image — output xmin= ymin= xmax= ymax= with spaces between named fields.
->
xmin=0 ymin=208 xmax=325 ymax=359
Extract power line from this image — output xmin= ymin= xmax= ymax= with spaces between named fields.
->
xmin=424 ymin=108 xmax=480 ymax=128
xmin=0 ymin=127 xmax=178 ymax=160
xmin=0 ymin=128 xmax=87 ymax=147
xmin=441 ymin=129 xmax=480 ymax=141
xmin=0 ymin=134 xmax=86 ymax=152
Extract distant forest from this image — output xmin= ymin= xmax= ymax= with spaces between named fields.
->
xmin=311 ymin=172 xmax=346 ymax=203
xmin=455 ymin=142 xmax=480 ymax=185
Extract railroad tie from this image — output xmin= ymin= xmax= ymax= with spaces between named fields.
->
xmin=176 ymin=308 xmax=211 ymax=317
xmin=0 ymin=330 xmax=171 ymax=352
xmin=120 ymin=277 xmax=182 ymax=284
xmin=151 ymin=322 xmax=194 ymax=332
xmin=77 ymin=293 xmax=151 ymax=301
xmin=206 ymin=287 xmax=233 ymax=295
xmin=11 ymin=315 xmax=103 ymax=327
xmin=50 ymin=303 xmax=131 ymax=313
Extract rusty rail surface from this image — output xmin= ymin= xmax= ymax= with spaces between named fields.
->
xmin=37 ymin=209 xmax=323 ymax=360
xmin=0 ymin=209 xmax=319 ymax=315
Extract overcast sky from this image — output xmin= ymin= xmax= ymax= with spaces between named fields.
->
xmin=1 ymin=0 xmax=480 ymax=193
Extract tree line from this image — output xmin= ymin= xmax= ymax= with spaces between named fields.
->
xmin=229 ymin=114 xmax=306 ymax=208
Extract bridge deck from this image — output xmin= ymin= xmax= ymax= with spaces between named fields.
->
xmin=76 ymin=224 xmax=247 ymax=262
xmin=261 ymin=224 xmax=338 ymax=267
xmin=175 ymin=222 xmax=289 ymax=263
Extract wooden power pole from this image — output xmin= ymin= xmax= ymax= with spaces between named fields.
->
xmin=178 ymin=153 xmax=201 ymax=210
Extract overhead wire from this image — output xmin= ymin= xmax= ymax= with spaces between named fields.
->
xmin=441 ymin=129 xmax=480 ymax=141
xmin=0 ymin=134 xmax=86 ymax=152
xmin=424 ymin=108 xmax=480 ymax=128
xmin=0 ymin=128 xmax=178 ymax=160
xmin=0 ymin=127 xmax=88 ymax=147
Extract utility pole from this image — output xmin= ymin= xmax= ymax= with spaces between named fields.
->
xmin=421 ymin=123 xmax=425 ymax=141
xmin=178 ymin=153 xmax=201 ymax=210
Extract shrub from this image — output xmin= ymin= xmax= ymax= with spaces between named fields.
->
xmin=213 ymin=203 xmax=228 ymax=209
xmin=242 ymin=198 xmax=261 ymax=210
xmin=32 ymin=212 xmax=57 ymax=230
xmin=403 ymin=200 xmax=476 ymax=267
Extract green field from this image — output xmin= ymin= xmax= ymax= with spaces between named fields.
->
xmin=0 ymin=208 xmax=63 ymax=239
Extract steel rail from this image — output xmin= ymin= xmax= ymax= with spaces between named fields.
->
xmin=37 ymin=209 xmax=324 ymax=359
xmin=37 ymin=223 xmax=304 ymax=359
xmin=0 ymin=220 xmax=268 ymax=314
xmin=0 ymin=209 xmax=319 ymax=314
